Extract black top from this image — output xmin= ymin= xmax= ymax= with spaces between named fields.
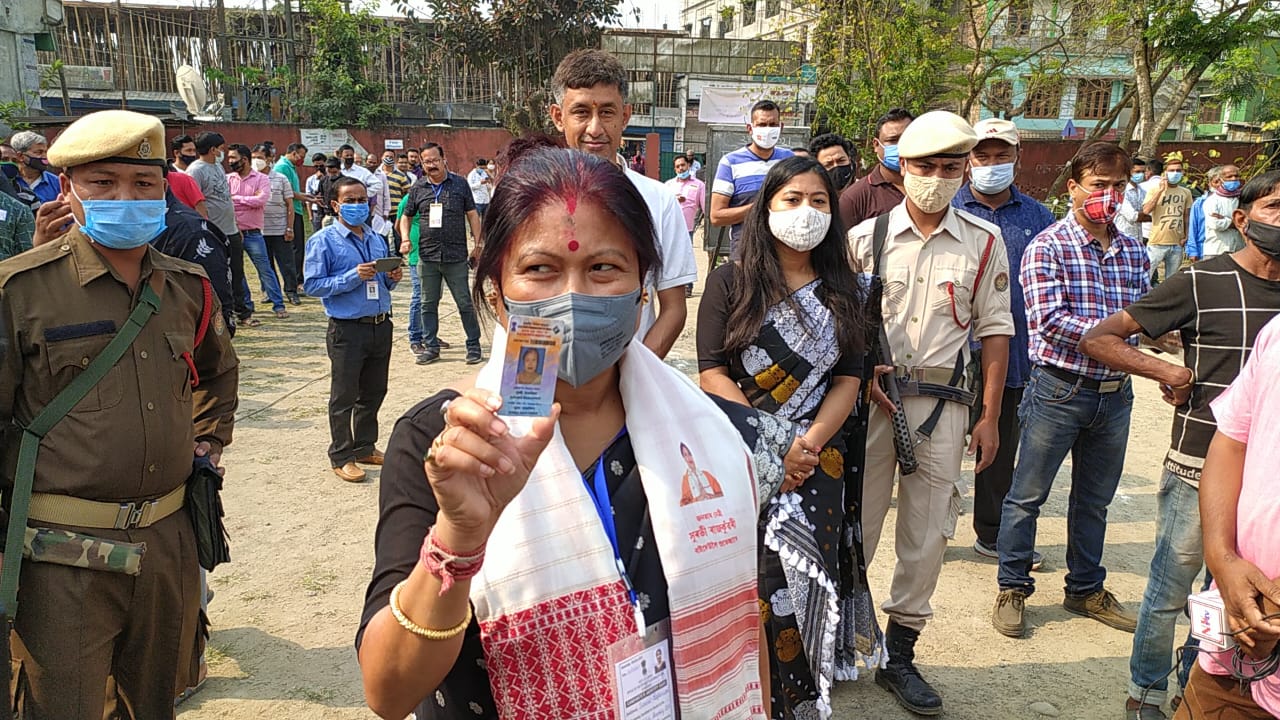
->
xmin=696 ymin=262 xmax=861 ymax=377
xmin=152 ymin=193 xmax=235 ymax=333
xmin=357 ymin=389 xmax=791 ymax=719
xmin=403 ymin=173 xmax=475 ymax=264
xmin=1125 ymin=253 xmax=1280 ymax=483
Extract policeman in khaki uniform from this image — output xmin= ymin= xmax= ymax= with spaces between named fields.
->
xmin=0 ymin=110 xmax=238 ymax=719
xmin=848 ymin=111 xmax=1013 ymax=716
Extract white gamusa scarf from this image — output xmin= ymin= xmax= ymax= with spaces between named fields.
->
xmin=469 ymin=325 xmax=765 ymax=720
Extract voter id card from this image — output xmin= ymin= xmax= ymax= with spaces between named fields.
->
xmin=608 ymin=619 xmax=675 ymax=720
xmin=428 ymin=202 xmax=443 ymax=228
xmin=498 ymin=315 xmax=562 ymax=417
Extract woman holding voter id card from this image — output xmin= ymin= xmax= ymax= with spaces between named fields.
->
xmin=697 ymin=155 xmax=883 ymax=719
xmin=357 ymin=147 xmax=810 ymax=720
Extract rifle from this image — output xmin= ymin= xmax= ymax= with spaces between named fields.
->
xmin=877 ymin=326 xmax=920 ymax=476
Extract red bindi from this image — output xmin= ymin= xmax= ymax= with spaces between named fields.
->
xmin=568 ymin=240 xmax=580 ymax=252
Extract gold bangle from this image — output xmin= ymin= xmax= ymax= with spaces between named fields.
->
xmin=1172 ymin=367 xmax=1196 ymax=390
xmin=389 ymin=579 xmax=472 ymax=640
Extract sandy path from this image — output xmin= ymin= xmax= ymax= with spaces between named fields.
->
xmin=178 ymin=252 xmax=1180 ymax=720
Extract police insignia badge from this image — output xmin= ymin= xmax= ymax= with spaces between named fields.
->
xmin=994 ymin=272 xmax=1009 ymax=292
xmin=138 ymin=139 xmax=152 ymax=158
xmin=213 ymin=314 xmax=226 ymax=336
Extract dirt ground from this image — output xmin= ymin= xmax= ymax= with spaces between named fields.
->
xmin=177 ymin=249 xmax=1184 ymax=720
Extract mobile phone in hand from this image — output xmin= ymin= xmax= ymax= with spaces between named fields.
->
xmin=374 ymin=257 xmax=403 ymax=273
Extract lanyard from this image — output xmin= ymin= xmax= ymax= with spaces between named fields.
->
xmin=427 ymin=179 xmax=444 ymax=203
xmin=582 ymin=427 xmax=649 ymax=637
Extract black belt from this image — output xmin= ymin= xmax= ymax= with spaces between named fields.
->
xmin=334 ymin=313 xmax=389 ymax=325
xmin=1038 ymin=365 xmax=1127 ymax=393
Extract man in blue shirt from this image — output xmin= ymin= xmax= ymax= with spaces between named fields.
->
xmin=952 ymin=118 xmax=1055 ymax=565
xmin=9 ymin=130 xmax=62 ymax=209
xmin=709 ymin=99 xmax=793 ymax=258
xmin=304 ymin=176 xmax=403 ymax=483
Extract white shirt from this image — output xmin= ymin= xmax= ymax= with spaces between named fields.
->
xmin=340 ymin=164 xmax=385 ymax=208
xmin=1203 ymin=192 xmax=1243 ymax=258
xmin=625 ymin=168 xmax=699 ymax=341
xmin=467 ymin=168 xmax=492 ymax=205
xmin=1115 ymin=182 xmax=1144 ymax=241
xmin=1140 ymin=176 xmax=1162 ymax=240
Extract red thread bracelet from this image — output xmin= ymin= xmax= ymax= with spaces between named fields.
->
xmin=420 ymin=527 xmax=486 ymax=596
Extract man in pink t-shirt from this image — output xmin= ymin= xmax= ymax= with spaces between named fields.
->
xmin=1186 ymin=313 xmax=1280 ymax=719
xmin=664 ymin=154 xmax=705 ymax=239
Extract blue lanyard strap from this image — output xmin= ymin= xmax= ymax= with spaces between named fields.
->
xmin=581 ymin=427 xmax=645 ymax=624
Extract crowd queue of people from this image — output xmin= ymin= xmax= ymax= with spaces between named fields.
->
xmin=0 ymin=46 xmax=1278 ymax=720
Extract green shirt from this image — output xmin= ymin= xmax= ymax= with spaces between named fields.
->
xmin=397 ymin=194 xmax=420 ymax=265
xmin=273 ymin=157 xmax=303 ymax=214
xmin=0 ymin=192 xmax=34 ymax=262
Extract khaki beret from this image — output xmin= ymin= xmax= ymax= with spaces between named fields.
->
xmin=48 ymin=110 xmax=167 ymax=169
xmin=973 ymin=118 xmax=1020 ymax=147
xmin=898 ymin=111 xmax=977 ymax=159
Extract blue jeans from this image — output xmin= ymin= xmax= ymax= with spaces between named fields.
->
xmin=1128 ymin=469 xmax=1205 ymax=706
xmin=997 ymin=367 xmax=1133 ymax=596
xmin=407 ymin=263 xmax=423 ymax=345
xmin=1148 ymin=244 xmax=1183 ymax=284
xmin=242 ymin=229 xmax=285 ymax=312
xmin=420 ymin=260 xmax=481 ymax=352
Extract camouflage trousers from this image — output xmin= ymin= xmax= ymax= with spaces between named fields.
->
xmin=10 ymin=510 xmax=200 ymax=720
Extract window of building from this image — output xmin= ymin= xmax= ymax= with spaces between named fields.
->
xmin=700 ymin=17 xmax=712 ymax=37
xmin=1025 ymin=78 xmax=1064 ymax=119
xmin=1074 ymin=79 xmax=1111 ymax=119
xmin=1200 ymin=99 xmax=1224 ymax=124
xmin=986 ymin=79 xmax=1013 ymax=114
xmin=765 ymin=0 xmax=780 ymax=17
xmin=742 ymin=0 xmax=756 ymax=26
xmin=719 ymin=14 xmax=734 ymax=37
xmin=684 ymin=22 xmax=693 ymax=36
xmin=1006 ymin=0 xmax=1032 ymax=37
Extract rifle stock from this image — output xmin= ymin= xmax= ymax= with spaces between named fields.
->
xmin=878 ymin=328 xmax=919 ymax=476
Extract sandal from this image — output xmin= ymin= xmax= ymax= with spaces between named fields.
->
xmin=274 ymin=310 xmax=290 ymax=319
xmin=239 ymin=316 xmax=261 ymax=327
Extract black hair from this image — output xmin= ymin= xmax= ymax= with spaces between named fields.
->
xmin=287 ymin=142 xmax=305 ymax=154
xmin=337 ymin=144 xmax=354 ymax=154
xmin=473 ymin=147 xmax=659 ymax=316
xmin=724 ymin=156 xmax=866 ymax=358
xmin=750 ymin=100 xmax=780 ymax=119
xmin=325 ymin=157 xmax=341 ymax=168
xmin=1131 ymin=156 xmax=1147 ymax=168
xmin=311 ymin=152 xmax=327 ymax=163
xmin=251 ymin=143 xmax=269 ymax=155
xmin=331 ymin=175 xmax=367 ymax=198
xmin=1148 ymin=158 xmax=1165 ymax=174
xmin=422 ymin=142 xmax=445 ymax=159
xmin=809 ymin=132 xmax=850 ymax=157
xmin=476 ymin=157 xmax=488 ymax=166
xmin=1239 ymin=170 xmax=1280 ymax=211
xmin=1069 ymin=142 xmax=1132 ymax=183
xmin=194 ymin=132 xmax=225 ymax=155
xmin=396 ymin=153 xmax=408 ymax=160
xmin=874 ymin=108 xmax=915 ymax=141
xmin=227 ymin=144 xmax=252 ymax=161
xmin=552 ymin=49 xmax=629 ymax=102
xmin=170 ymin=134 xmax=194 ymax=154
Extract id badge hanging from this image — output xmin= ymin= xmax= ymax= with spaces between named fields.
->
xmin=429 ymin=202 xmax=443 ymax=228
xmin=607 ymin=619 xmax=676 ymax=720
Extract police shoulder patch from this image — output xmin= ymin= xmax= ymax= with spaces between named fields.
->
xmin=213 ymin=314 xmax=226 ymax=336
xmin=994 ymin=272 xmax=1009 ymax=292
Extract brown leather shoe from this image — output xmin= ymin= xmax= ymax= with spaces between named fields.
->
xmin=333 ymin=462 xmax=366 ymax=482
xmin=1064 ymin=588 xmax=1137 ymax=633
xmin=355 ymin=449 xmax=384 ymax=466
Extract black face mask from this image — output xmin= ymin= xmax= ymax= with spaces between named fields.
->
xmin=229 ymin=160 xmax=244 ymax=172
xmin=179 ymin=153 xmax=199 ymax=166
xmin=0 ymin=162 xmax=17 ymax=180
xmin=1245 ymin=219 xmax=1280 ymax=260
xmin=342 ymin=157 xmax=354 ymax=168
xmin=828 ymin=164 xmax=854 ymax=190
xmin=25 ymin=156 xmax=48 ymax=171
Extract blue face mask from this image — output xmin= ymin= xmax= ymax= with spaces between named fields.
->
xmin=677 ymin=170 xmax=691 ymax=180
xmin=969 ymin=162 xmax=1016 ymax=195
xmin=1166 ymin=170 xmax=1183 ymax=184
xmin=1131 ymin=172 xmax=1146 ymax=184
xmin=1223 ymin=179 xmax=1242 ymax=192
xmin=881 ymin=143 xmax=901 ymax=172
xmin=338 ymin=202 xmax=370 ymax=227
xmin=71 ymin=186 xmax=167 ymax=249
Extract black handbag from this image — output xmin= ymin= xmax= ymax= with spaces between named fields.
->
xmin=186 ymin=455 xmax=231 ymax=571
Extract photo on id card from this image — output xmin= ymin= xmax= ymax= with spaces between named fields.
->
xmin=498 ymin=315 xmax=562 ymax=417
xmin=608 ymin=619 xmax=676 ymax=720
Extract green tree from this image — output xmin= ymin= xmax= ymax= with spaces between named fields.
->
xmin=297 ymin=0 xmax=393 ymax=129
xmin=807 ymin=0 xmax=960 ymax=158
xmin=1129 ymin=0 xmax=1280 ymax=157
xmin=397 ymin=0 xmax=621 ymax=134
